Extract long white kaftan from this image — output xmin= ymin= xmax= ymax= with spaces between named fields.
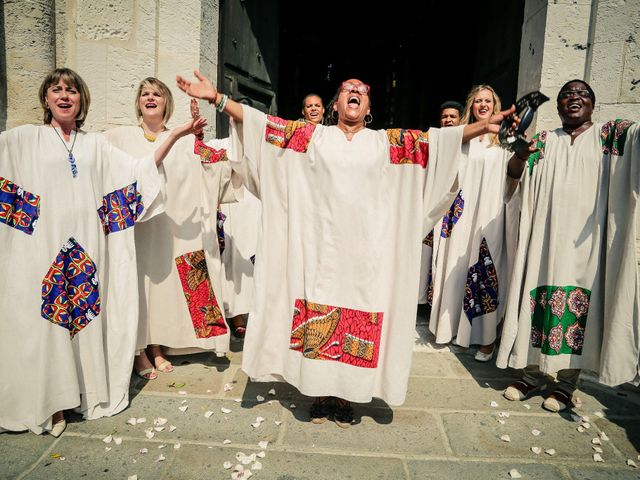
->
xmin=104 ymin=127 xmax=240 ymax=355
xmin=496 ymin=121 xmax=640 ymax=387
xmin=429 ymin=137 xmax=511 ymax=346
xmin=216 ymin=140 xmax=261 ymax=318
xmin=232 ymin=105 xmax=464 ymax=405
xmin=0 ymin=125 xmax=161 ymax=434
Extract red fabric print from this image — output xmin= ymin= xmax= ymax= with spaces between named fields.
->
xmin=564 ymin=321 xmax=585 ymax=352
xmin=567 ymin=288 xmax=589 ymax=318
xmin=549 ymin=288 xmax=566 ymax=319
xmin=387 ymin=129 xmax=429 ymax=168
xmin=265 ymin=115 xmax=315 ymax=153
xmin=194 ymin=139 xmax=229 ymax=164
xmin=289 ymin=299 xmax=383 ymax=368
xmin=547 ymin=323 xmax=563 ymax=353
xmin=175 ymin=250 xmax=227 ymax=338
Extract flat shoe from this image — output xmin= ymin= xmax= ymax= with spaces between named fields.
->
xmin=504 ymin=380 xmax=537 ymax=401
xmin=542 ymin=390 xmax=573 ymax=413
xmin=474 ymin=348 xmax=495 ymax=362
xmin=156 ymin=360 xmax=174 ymax=373
xmin=49 ymin=419 xmax=66 ymax=438
xmin=135 ymin=367 xmax=157 ymax=380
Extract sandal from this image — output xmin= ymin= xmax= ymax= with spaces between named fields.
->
xmin=155 ymin=360 xmax=174 ymax=373
xmin=542 ymin=390 xmax=574 ymax=413
xmin=309 ymin=396 xmax=333 ymax=424
xmin=135 ymin=367 xmax=157 ymax=380
xmin=503 ymin=380 xmax=537 ymax=401
xmin=333 ymin=398 xmax=353 ymax=429
xmin=229 ymin=316 xmax=247 ymax=339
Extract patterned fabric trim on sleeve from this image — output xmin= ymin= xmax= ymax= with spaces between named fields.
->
xmin=265 ymin=115 xmax=315 ymax=153
xmin=194 ymin=139 xmax=229 ymax=163
xmin=387 ymin=129 xmax=429 ymax=168
xmin=527 ymin=130 xmax=547 ymax=175
xmin=97 ymin=182 xmax=144 ymax=235
xmin=0 ymin=176 xmax=40 ymax=235
xmin=600 ymin=119 xmax=635 ymax=156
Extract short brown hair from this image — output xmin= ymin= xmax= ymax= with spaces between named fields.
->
xmin=39 ymin=68 xmax=91 ymax=128
xmin=134 ymin=77 xmax=174 ymax=125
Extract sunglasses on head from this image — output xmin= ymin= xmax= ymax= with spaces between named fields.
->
xmin=340 ymin=82 xmax=370 ymax=95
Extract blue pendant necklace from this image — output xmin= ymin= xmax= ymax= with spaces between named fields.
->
xmin=52 ymin=126 xmax=78 ymax=178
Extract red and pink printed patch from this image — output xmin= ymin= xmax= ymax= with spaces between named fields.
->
xmin=265 ymin=115 xmax=315 ymax=153
xmin=387 ymin=128 xmax=429 ymax=168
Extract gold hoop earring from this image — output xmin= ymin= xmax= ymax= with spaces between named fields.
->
xmin=364 ymin=113 xmax=373 ymax=125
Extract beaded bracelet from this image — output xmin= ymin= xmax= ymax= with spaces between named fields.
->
xmin=215 ymin=94 xmax=229 ymax=113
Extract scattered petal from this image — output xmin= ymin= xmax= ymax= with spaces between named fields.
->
xmin=592 ymin=437 xmax=602 ymax=445
xmin=178 ymin=405 xmax=188 ymax=413
xmin=577 ymin=426 xmax=585 ymax=433
xmin=127 ymin=418 xmax=137 ymax=426
xmin=498 ymin=419 xmax=506 ymax=425
xmin=113 ymin=436 xmax=122 ymax=445
xmin=136 ymin=417 xmax=146 ymax=424
xmin=498 ymin=412 xmax=510 ymax=418
xmin=582 ymin=415 xmax=591 ymax=423
xmin=593 ymin=446 xmax=603 ymax=453
xmin=181 ymin=399 xmax=188 ymax=405
xmin=252 ymin=461 xmax=263 ymax=470
xmin=490 ymin=401 xmax=499 ymax=408
xmin=256 ymin=416 xmax=265 ymax=423
xmin=594 ymin=411 xmax=604 ymax=418
xmin=169 ymin=425 xmax=177 ymax=432
xmin=275 ymin=421 xmax=282 ymax=426
xmin=224 ymin=383 xmax=233 ymax=391
xmin=105 ymin=447 xmax=112 ymax=452
xmin=256 ymin=395 xmax=265 ymax=402
xmin=221 ymin=407 xmax=232 ymax=414
xmin=223 ymin=439 xmax=232 ymax=444
xmin=174 ymin=443 xmax=181 ymax=450
xmin=154 ymin=426 xmax=165 ymax=432
xmin=156 ymin=454 xmax=166 ymax=462
xmin=206 ymin=389 xmax=212 ymax=393
xmin=251 ymin=422 xmax=262 ymax=428
xmin=531 ymin=429 xmax=541 ymax=436
xmin=523 ymin=404 xmax=531 ymax=410
xmin=258 ymin=440 xmax=268 ymax=449
xmin=128 ymin=476 xmax=138 ymax=480
xmin=599 ymin=431 xmax=610 ymax=441
xmin=509 ymin=469 xmax=522 ymax=479
xmin=234 ymin=398 xmax=242 ymax=403
xmin=145 ymin=430 xmax=155 ymax=439
xmin=593 ymin=453 xmax=604 ymax=462
xmin=545 ymin=449 xmax=556 ymax=456
xmin=154 ymin=417 xmax=167 ymax=426
xmin=268 ymin=388 xmax=276 ymax=396
xmin=290 ymin=403 xmax=297 ymax=409
xmin=139 ymin=448 xmax=148 ymax=454
xmin=627 ymin=459 xmax=638 ymax=468
xmin=158 ymin=444 xmax=167 ymax=449
xmin=204 ymin=410 xmax=214 ymax=418
xmin=500 ymin=434 xmax=511 ymax=442
xmin=531 ymin=446 xmax=541 ymax=454
xmin=103 ymin=435 xmax=113 ymax=444
xmin=581 ymin=422 xmax=591 ymax=429
xmin=256 ymin=451 xmax=266 ymax=458
xmin=223 ymin=461 xmax=233 ymax=469
xmin=178 ymin=390 xmax=187 ymax=395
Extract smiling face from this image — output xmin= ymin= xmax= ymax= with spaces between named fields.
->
xmin=557 ymin=81 xmax=593 ymax=127
xmin=138 ymin=86 xmax=167 ymax=123
xmin=46 ymin=80 xmax=81 ymax=128
xmin=471 ymin=89 xmax=494 ymax=121
xmin=302 ymin=95 xmax=325 ymax=125
xmin=334 ymin=78 xmax=371 ymax=126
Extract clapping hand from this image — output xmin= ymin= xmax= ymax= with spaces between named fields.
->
xmin=176 ymin=70 xmax=217 ymax=103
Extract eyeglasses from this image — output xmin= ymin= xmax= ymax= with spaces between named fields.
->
xmin=340 ymin=82 xmax=370 ymax=95
xmin=558 ymin=89 xmax=591 ymax=100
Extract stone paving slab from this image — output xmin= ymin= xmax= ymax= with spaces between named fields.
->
xmin=569 ymin=467 xmax=640 ymax=479
xmin=0 ymin=432 xmax=54 ymax=479
xmin=407 ymin=459 xmax=570 ymax=480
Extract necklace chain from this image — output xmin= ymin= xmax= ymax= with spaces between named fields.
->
xmin=52 ymin=126 xmax=78 ymax=178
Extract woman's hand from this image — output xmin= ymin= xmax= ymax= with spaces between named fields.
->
xmin=172 ymin=115 xmax=208 ymax=140
xmin=176 ymin=70 xmax=218 ymax=103
xmin=190 ymin=98 xmax=204 ymax=140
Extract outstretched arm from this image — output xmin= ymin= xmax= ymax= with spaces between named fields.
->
xmin=153 ymin=116 xmax=207 ymax=166
xmin=461 ymin=105 xmax=518 ymax=143
xmin=176 ymin=70 xmax=244 ymax=124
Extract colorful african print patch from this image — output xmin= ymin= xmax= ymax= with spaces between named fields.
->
xmin=217 ymin=208 xmax=226 ymax=255
xmin=600 ymin=119 xmax=634 ymax=156
xmin=529 ymin=285 xmax=590 ymax=356
xmin=265 ymin=115 xmax=315 ymax=153
xmin=526 ymin=130 xmax=547 ymax=175
xmin=194 ymin=139 xmax=229 ymax=163
xmin=97 ymin=182 xmax=144 ymax=235
xmin=289 ymin=299 xmax=383 ymax=368
xmin=387 ymin=128 xmax=429 ymax=168
xmin=41 ymin=238 xmax=101 ymax=338
xmin=175 ymin=249 xmax=227 ymax=338
xmin=0 ymin=176 xmax=40 ymax=235
xmin=440 ymin=190 xmax=464 ymax=238
xmin=463 ymin=238 xmax=499 ymax=322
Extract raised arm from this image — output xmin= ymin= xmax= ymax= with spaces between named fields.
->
xmin=461 ymin=104 xmax=518 ymax=143
xmin=176 ymin=70 xmax=244 ymax=124
xmin=153 ymin=116 xmax=207 ymax=166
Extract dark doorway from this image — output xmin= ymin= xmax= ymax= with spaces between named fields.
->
xmin=277 ymin=0 xmax=524 ymax=129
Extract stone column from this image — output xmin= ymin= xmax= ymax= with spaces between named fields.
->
xmin=3 ymin=0 xmax=56 ymax=129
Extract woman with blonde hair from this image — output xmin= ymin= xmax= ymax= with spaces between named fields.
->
xmin=429 ymin=84 xmax=514 ymax=362
xmin=105 ymin=77 xmax=241 ymax=379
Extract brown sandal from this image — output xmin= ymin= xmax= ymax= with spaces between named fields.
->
xmin=228 ymin=316 xmax=247 ymax=339
xmin=503 ymin=380 xmax=537 ymax=401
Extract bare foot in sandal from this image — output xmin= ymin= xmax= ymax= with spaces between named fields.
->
xmin=147 ymin=344 xmax=173 ymax=373
xmin=228 ymin=315 xmax=247 ymax=339
xmin=133 ymin=351 xmax=157 ymax=380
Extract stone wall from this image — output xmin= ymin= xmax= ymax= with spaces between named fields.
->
xmin=3 ymin=0 xmax=220 ymax=135
xmin=518 ymin=0 xmax=640 ymax=131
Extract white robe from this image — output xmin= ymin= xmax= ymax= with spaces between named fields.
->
xmin=496 ymin=121 xmax=640 ymax=387
xmin=232 ymin=105 xmax=464 ymax=405
xmin=0 ymin=124 xmax=161 ymax=434
xmin=429 ymin=137 xmax=511 ymax=346
xmin=103 ymin=127 xmax=240 ymax=355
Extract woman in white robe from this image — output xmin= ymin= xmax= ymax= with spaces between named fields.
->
xmin=429 ymin=86 xmax=512 ymax=361
xmin=176 ymin=70 xmax=516 ymax=427
xmin=0 ymin=68 xmax=204 ymax=436
xmin=105 ymin=78 xmax=241 ymax=376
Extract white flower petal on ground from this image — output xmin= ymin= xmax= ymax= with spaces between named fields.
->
xmin=268 ymin=388 xmax=276 ymax=396
xmin=221 ymin=408 xmax=232 ymax=414
xmin=627 ymin=459 xmax=638 ymax=468
xmin=290 ymin=403 xmax=297 ymax=410
xmin=205 ymin=411 xmax=214 ymax=418
xmin=223 ymin=461 xmax=233 ymax=469
xmin=593 ymin=453 xmax=604 ymax=462
xmin=128 ymin=476 xmax=138 ymax=480
xmin=174 ymin=443 xmax=181 ymax=449
xmin=105 ymin=447 xmax=112 ymax=452
xmin=156 ymin=454 xmax=166 ymax=462
xmin=577 ymin=426 xmax=585 ymax=433
xmin=256 ymin=451 xmax=266 ymax=458
xmin=252 ymin=461 xmax=263 ymax=470
xmin=113 ymin=437 xmax=122 ymax=445
xmin=544 ymin=449 xmax=556 ymax=456
xmin=145 ymin=431 xmax=155 ymax=439
xmin=592 ymin=437 xmax=602 ymax=445
xmin=158 ymin=444 xmax=167 ymax=449
xmin=127 ymin=418 xmax=137 ymax=426
xmin=251 ymin=422 xmax=262 ymax=428
xmin=581 ymin=415 xmax=591 ymax=423
xmin=139 ymin=448 xmax=148 ymax=454
xmin=594 ymin=411 xmax=604 ymax=418
xmin=154 ymin=426 xmax=165 ymax=432
xmin=223 ymin=439 xmax=232 ymax=444
xmin=179 ymin=405 xmax=188 ymax=413
xmin=154 ymin=417 xmax=167 ymax=426
xmin=581 ymin=422 xmax=591 ymax=429
xmin=224 ymin=383 xmax=233 ymax=392
xmin=275 ymin=421 xmax=282 ymax=426
xmin=523 ymin=404 xmax=531 ymax=410
xmin=234 ymin=398 xmax=242 ymax=403
xmin=256 ymin=395 xmax=265 ymax=402
xmin=593 ymin=446 xmax=603 ymax=453
xmin=531 ymin=446 xmax=541 ymax=454
xmin=490 ymin=401 xmax=499 ymax=408
xmin=258 ymin=441 xmax=268 ymax=449
xmin=498 ymin=419 xmax=506 ymax=425
xmin=178 ymin=390 xmax=187 ymax=395
xmin=531 ymin=429 xmax=541 ymax=436
xmin=169 ymin=425 xmax=177 ymax=432
xmin=103 ymin=435 xmax=113 ymax=444
xmin=599 ymin=431 xmax=610 ymax=441
xmin=181 ymin=399 xmax=188 ymax=405
xmin=136 ymin=417 xmax=146 ymax=424
xmin=256 ymin=417 xmax=265 ymax=423
xmin=498 ymin=412 xmax=510 ymax=418
xmin=500 ymin=434 xmax=511 ymax=442
xmin=508 ymin=469 xmax=522 ymax=478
